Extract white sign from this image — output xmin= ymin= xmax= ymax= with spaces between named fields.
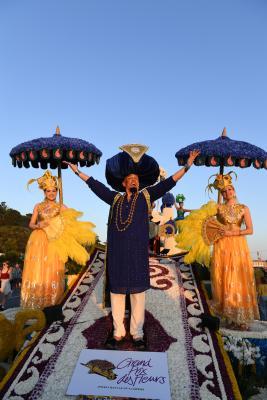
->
xmin=67 ymin=349 xmax=171 ymax=399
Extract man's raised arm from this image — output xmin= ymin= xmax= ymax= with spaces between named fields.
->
xmin=63 ymin=161 xmax=117 ymax=206
xmin=147 ymin=150 xmax=200 ymax=202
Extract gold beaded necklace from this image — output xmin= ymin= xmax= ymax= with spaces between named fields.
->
xmin=115 ymin=192 xmax=139 ymax=231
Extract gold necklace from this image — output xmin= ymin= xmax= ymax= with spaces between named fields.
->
xmin=115 ymin=192 xmax=139 ymax=231
xmin=40 ymin=200 xmax=58 ymax=213
xmin=225 ymin=203 xmax=237 ymax=217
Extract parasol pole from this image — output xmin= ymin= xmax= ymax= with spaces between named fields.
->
xmin=217 ymin=127 xmax=226 ymax=204
xmin=55 ymin=126 xmax=64 ymax=205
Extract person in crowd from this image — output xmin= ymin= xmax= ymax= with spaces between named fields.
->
xmin=11 ymin=263 xmax=22 ymax=290
xmin=257 ymin=272 xmax=267 ymax=321
xmin=0 ymin=261 xmax=12 ymax=311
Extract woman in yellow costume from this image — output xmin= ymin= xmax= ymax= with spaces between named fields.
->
xmin=176 ymin=172 xmax=259 ymax=329
xmin=21 ymin=170 xmax=95 ymax=309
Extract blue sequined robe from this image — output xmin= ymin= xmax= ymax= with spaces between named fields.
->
xmin=87 ymin=176 xmax=176 ymax=294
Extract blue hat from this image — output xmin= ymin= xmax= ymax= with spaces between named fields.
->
xmin=162 ymin=192 xmax=175 ymax=207
xmin=105 ymin=144 xmax=160 ymax=192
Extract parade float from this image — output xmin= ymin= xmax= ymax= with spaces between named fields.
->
xmin=0 ymin=131 xmax=266 ymax=399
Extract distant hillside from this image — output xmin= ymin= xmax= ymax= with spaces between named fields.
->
xmin=0 ymin=201 xmax=31 ymax=227
xmin=0 ymin=202 xmax=31 ymax=263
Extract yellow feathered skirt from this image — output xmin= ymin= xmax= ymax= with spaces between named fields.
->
xmin=211 ymin=236 xmax=259 ymax=325
xmin=21 ymin=209 xmax=95 ymax=309
xmin=176 ymin=201 xmax=259 ymax=325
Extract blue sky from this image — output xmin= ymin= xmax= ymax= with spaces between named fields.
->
xmin=0 ymin=0 xmax=266 ymax=258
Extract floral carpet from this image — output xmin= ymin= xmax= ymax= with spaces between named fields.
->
xmin=0 ymin=248 xmax=240 ymax=400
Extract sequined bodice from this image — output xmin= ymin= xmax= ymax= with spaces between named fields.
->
xmin=38 ymin=201 xmax=61 ymax=221
xmin=217 ymin=203 xmax=245 ymax=228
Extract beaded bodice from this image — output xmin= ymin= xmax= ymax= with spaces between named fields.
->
xmin=38 ymin=201 xmax=61 ymax=221
xmin=217 ymin=203 xmax=245 ymax=228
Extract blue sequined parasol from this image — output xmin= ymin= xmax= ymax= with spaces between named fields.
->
xmin=176 ymin=128 xmax=267 ymax=171
xmin=10 ymin=126 xmax=102 ymax=169
xmin=9 ymin=126 xmax=103 ymax=203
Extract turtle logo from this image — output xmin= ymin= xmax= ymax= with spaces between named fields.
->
xmin=81 ymin=359 xmax=117 ymax=380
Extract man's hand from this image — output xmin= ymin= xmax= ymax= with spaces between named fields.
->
xmin=187 ymin=150 xmax=201 ymax=167
xmin=62 ymin=161 xmax=90 ymax=182
xmin=62 ymin=161 xmax=79 ymax=173
xmin=172 ymin=149 xmax=200 ymax=182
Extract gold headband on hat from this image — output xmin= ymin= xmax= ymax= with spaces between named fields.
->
xmin=206 ymin=171 xmax=237 ymax=194
xmin=27 ymin=170 xmax=59 ymax=191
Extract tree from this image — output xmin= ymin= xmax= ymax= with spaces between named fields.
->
xmin=0 ymin=202 xmax=31 ymax=227
xmin=0 ymin=202 xmax=31 ymax=264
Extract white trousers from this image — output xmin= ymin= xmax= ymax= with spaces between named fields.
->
xmin=110 ymin=292 xmax=145 ymax=339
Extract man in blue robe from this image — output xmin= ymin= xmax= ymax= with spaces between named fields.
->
xmin=65 ymin=145 xmax=199 ymax=349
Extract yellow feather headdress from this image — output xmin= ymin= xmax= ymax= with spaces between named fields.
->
xmin=206 ymin=171 xmax=237 ymax=194
xmin=27 ymin=170 xmax=59 ymax=191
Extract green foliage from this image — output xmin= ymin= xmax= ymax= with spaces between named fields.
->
xmin=0 ymin=226 xmax=31 ymax=254
xmin=65 ymin=243 xmax=96 ymax=275
xmin=0 ymin=202 xmax=31 ymax=227
xmin=0 ymin=202 xmax=31 ymax=264
xmin=0 ymin=250 xmax=23 ymax=265
xmin=65 ymin=258 xmax=83 ymax=275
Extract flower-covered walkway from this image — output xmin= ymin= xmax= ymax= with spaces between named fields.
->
xmin=0 ymin=248 xmax=241 ymax=399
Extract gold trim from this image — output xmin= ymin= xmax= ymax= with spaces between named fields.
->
xmin=102 ymin=244 xmax=108 ymax=307
xmin=119 ymin=144 xmax=148 ymax=163
xmin=142 ymin=188 xmax=152 ymax=215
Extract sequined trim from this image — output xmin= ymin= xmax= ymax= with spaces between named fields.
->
xmin=38 ymin=201 xmax=61 ymax=221
xmin=21 ymin=278 xmax=65 ymax=309
xmin=108 ymin=193 xmax=121 ymax=226
xmin=217 ymin=203 xmax=245 ymax=225
xmin=142 ymin=188 xmax=152 ymax=215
